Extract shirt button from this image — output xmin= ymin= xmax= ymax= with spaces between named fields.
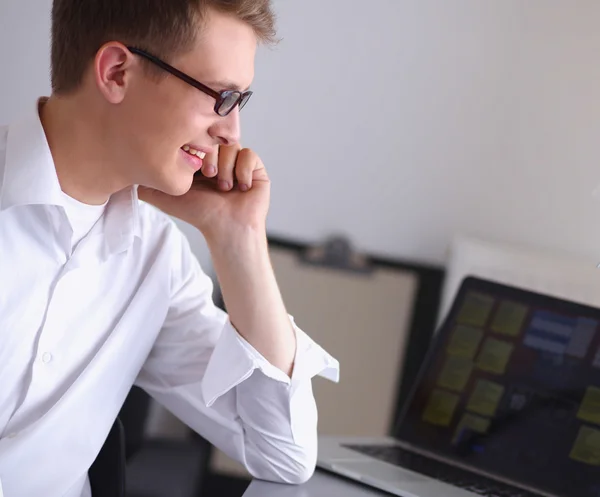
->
xmin=42 ymin=352 xmax=53 ymax=364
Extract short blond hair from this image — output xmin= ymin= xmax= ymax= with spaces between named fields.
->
xmin=50 ymin=0 xmax=277 ymax=94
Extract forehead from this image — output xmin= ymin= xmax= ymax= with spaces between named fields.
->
xmin=178 ymin=9 xmax=257 ymax=89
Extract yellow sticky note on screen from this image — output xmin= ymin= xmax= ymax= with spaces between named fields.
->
xmin=447 ymin=325 xmax=484 ymax=359
xmin=466 ymin=379 xmax=505 ymax=417
xmin=476 ymin=338 xmax=514 ymax=375
xmin=570 ymin=426 xmax=600 ymax=466
xmin=577 ymin=387 xmax=600 ymax=426
xmin=422 ymin=389 xmax=460 ymax=427
xmin=452 ymin=413 xmax=491 ymax=444
xmin=457 ymin=293 xmax=495 ymax=327
xmin=491 ymin=301 xmax=528 ymax=337
xmin=437 ymin=356 xmax=473 ymax=392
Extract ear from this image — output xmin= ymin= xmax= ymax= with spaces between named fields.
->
xmin=94 ymin=42 xmax=134 ymax=104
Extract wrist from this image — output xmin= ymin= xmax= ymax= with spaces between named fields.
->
xmin=205 ymin=223 xmax=268 ymax=261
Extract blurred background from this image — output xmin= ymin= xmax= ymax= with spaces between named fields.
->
xmin=3 ymin=0 xmax=600 ymax=496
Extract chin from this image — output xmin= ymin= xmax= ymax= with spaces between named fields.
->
xmin=153 ymin=162 xmax=195 ymax=196
xmin=160 ymin=177 xmax=194 ymax=196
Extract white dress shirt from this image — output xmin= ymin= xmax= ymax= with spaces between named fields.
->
xmin=60 ymin=192 xmax=107 ymax=248
xmin=0 ymin=101 xmax=340 ymax=497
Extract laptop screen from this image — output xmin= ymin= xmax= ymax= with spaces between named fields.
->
xmin=396 ymin=277 xmax=600 ymax=497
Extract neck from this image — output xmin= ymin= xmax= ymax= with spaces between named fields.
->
xmin=39 ymin=94 xmax=130 ymax=205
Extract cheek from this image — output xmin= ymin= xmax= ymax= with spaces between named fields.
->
xmin=184 ymin=91 xmax=221 ymax=129
xmin=128 ymin=82 xmax=187 ymax=139
xmin=123 ymin=89 xmax=212 ymax=167
xmin=138 ymin=110 xmax=187 ymax=160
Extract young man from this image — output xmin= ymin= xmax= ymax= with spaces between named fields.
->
xmin=0 ymin=1 xmax=339 ymax=495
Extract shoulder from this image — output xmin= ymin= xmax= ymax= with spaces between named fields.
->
xmin=136 ymin=199 xmax=196 ymax=264
xmin=137 ymin=199 xmax=181 ymax=245
xmin=136 ymin=198 xmax=211 ymax=297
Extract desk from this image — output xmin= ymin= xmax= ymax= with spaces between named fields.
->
xmin=242 ymin=470 xmax=389 ymax=497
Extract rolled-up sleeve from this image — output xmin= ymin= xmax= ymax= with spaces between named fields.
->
xmin=135 ymin=225 xmax=339 ymax=484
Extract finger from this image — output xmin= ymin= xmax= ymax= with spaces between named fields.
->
xmin=201 ymin=145 xmax=219 ymax=178
xmin=235 ymin=148 xmax=258 ymax=192
xmin=251 ymin=156 xmax=268 ymax=182
xmin=217 ymin=144 xmax=241 ymax=191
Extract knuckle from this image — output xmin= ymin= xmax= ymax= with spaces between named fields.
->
xmin=240 ymin=147 xmax=256 ymax=160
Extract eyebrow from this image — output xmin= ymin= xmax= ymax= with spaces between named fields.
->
xmin=206 ymin=80 xmax=251 ymax=92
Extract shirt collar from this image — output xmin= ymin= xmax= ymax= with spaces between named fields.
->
xmin=0 ymin=98 xmax=141 ymax=255
xmin=102 ymin=185 xmax=142 ymax=255
xmin=0 ymin=99 xmax=63 ymax=210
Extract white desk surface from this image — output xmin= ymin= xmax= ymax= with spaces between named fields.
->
xmin=242 ymin=470 xmax=390 ymax=497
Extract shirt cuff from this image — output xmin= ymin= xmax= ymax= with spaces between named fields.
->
xmin=201 ymin=316 xmax=340 ymax=407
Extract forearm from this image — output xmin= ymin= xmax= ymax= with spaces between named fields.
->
xmin=207 ymin=226 xmax=296 ymax=376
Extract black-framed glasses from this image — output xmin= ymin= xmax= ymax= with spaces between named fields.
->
xmin=127 ymin=46 xmax=253 ymax=117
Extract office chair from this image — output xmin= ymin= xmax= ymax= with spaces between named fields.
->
xmin=89 ymin=387 xmax=213 ymax=497
xmin=89 ymin=417 xmax=126 ymax=497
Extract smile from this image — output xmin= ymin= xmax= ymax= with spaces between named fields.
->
xmin=182 ymin=145 xmax=206 ymax=159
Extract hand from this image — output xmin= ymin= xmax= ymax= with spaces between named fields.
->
xmin=139 ymin=144 xmax=270 ymax=243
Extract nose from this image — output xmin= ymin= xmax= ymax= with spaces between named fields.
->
xmin=209 ymin=107 xmax=241 ymax=146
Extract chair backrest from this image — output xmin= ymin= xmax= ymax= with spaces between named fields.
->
xmin=88 ymin=417 xmax=126 ymax=497
xmin=118 ymin=386 xmax=152 ymax=460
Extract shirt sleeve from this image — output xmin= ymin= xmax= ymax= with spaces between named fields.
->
xmin=134 ymin=226 xmax=340 ymax=484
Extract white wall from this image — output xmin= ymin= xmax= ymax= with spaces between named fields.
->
xmin=2 ymin=0 xmax=600 ymax=268
xmin=249 ymin=0 xmax=600 ymax=265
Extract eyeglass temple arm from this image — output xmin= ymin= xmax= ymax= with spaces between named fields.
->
xmin=126 ymin=46 xmax=222 ymax=100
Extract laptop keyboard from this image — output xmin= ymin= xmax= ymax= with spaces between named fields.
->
xmin=344 ymin=445 xmax=542 ymax=497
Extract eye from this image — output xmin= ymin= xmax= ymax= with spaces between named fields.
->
xmin=221 ymin=92 xmax=240 ymax=109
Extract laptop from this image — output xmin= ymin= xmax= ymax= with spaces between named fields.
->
xmin=317 ymin=276 xmax=600 ymax=497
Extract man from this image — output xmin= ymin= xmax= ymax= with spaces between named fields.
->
xmin=0 ymin=0 xmax=339 ymax=495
